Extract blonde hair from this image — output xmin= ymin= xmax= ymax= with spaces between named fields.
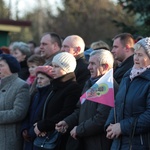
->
xmin=90 ymin=40 xmax=110 ymax=50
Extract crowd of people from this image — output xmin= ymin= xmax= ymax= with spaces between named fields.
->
xmin=0 ymin=32 xmax=150 ymax=150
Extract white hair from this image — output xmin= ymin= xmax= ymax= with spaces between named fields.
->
xmin=90 ymin=49 xmax=114 ymax=69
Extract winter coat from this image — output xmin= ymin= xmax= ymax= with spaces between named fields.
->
xmin=114 ymin=55 xmax=134 ymax=84
xmin=19 ymin=60 xmax=30 ymax=80
xmin=64 ymin=77 xmax=118 ymax=150
xmin=0 ymin=73 xmax=30 ymax=150
xmin=105 ymin=68 xmax=150 ymax=150
xmin=75 ymin=53 xmax=90 ymax=90
xmin=22 ymin=84 xmax=51 ymax=150
xmin=36 ymin=72 xmax=82 ymax=150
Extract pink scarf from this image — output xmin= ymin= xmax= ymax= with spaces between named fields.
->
xmin=26 ymin=75 xmax=36 ymax=85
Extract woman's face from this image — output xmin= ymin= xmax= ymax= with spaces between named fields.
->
xmin=36 ymin=73 xmax=50 ymax=87
xmin=0 ymin=60 xmax=12 ymax=79
xmin=52 ymin=63 xmax=67 ymax=79
xmin=134 ymin=47 xmax=150 ymax=68
xmin=12 ymin=49 xmax=26 ymax=62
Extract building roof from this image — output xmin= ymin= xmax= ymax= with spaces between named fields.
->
xmin=0 ymin=19 xmax=31 ymax=32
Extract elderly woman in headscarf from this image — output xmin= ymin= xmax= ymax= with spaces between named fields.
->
xmin=106 ymin=37 xmax=150 ymax=150
xmin=0 ymin=54 xmax=30 ymax=150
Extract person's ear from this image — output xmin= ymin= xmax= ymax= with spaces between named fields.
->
xmin=74 ymin=46 xmax=81 ymax=55
xmin=125 ymin=44 xmax=130 ymax=52
xmin=103 ymin=64 xmax=109 ymax=70
xmin=53 ymin=42 xmax=59 ymax=50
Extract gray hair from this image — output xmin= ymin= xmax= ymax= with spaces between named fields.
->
xmin=90 ymin=49 xmax=114 ymax=69
xmin=134 ymin=37 xmax=150 ymax=58
xmin=12 ymin=42 xmax=31 ymax=58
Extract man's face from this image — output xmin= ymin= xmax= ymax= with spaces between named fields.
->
xmin=40 ymin=34 xmax=55 ymax=59
xmin=28 ymin=43 xmax=35 ymax=54
xmin=111 ymin=38 xmax=125 ymax=62
xmin=61 ymin=38 xmax=77 ymax=56
xmin=88 ymin=55 xmax=105 ymax=78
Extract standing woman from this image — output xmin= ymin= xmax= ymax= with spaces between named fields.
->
xmin=0 ymin=54 xmax=30 ymax=150
xmin=34 ymin=52 xmax=82 ymax=150
xmin=11 ymin=41 xmax=31 ymax=80
xmin=22 ymin=65 xmax=53 ymax=150
xmin=106 ymin=37 xmax=150 ymax=150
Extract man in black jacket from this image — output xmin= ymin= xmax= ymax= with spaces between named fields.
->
xmin=112 ymin=33 xmax=135 ymax=84
xmin=56 ymin=50 xmax=118 ymax=150
xmin=61 ymin=35 xmax=90 ymax=90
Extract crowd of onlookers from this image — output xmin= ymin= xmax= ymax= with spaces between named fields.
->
xmin=0 ymin=32 xmax=150 ymax=150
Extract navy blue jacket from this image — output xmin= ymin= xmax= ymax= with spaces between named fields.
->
xmin=21 ymin=84 xmax=51 ymax=150
xmin=106 ymin=68 xmax=150 ymax=150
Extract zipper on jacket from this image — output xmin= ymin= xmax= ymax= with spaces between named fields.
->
xmin=140 ymin=134 xmax=143 ymax=145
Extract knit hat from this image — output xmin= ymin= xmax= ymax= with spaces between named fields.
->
xmin=52 ymin=52 xmax=76 ymax=73
xmin=35 ymin=65 xmax=53 ymax=78
xmin=136 ymin=37 xmax=150 ymax=58
xmin=0 ymin=54 xmax=21 ymax=73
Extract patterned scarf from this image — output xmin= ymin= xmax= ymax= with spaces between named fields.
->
xmin=130 ymin=65 xmax=150 ymax=80
xmin=90 ymin=76 xmax=101 ymax=85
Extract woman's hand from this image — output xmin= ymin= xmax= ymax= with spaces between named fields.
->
xmin=34 ymin=123 xmax=41 ymax=136
xmin=106 ymin=123 xmax=121 ymax=139
xmin=55 ymin=121 xmax=68 ymax=133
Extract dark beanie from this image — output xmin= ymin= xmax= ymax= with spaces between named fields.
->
xmin=0 ymin=54 xmax=21 ymax=73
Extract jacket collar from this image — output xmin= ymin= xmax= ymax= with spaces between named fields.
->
xmin=0 ymin=73 xmax=18 ymax=87
xmin=124 ymin=68 xmax=150 ymax=81
xmin=118 ymin=55 xmax=133 ymax=68
xmin=75 ymin=53 xmax=85 ymax=60
xmin=51 ymin=72 xmax=76 ymax=90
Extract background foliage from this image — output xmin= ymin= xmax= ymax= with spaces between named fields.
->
xmin=1 ymin=0 xmax=150 ymax=47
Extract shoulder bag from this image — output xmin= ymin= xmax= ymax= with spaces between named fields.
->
xmin=33 ymin=91 xmax=61 ymax=150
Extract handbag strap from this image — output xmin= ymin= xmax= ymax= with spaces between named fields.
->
xmin=129 ymin=117 xmax=138 ymax=150
xmin=148 ymin=132 xmax=150 ymax=150
xmin=42 ymin=91 xmax=54 ymax=119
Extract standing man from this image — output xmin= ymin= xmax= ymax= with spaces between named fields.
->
xmin=30 ymin=32 xmax=62 ymax=94
xmin=40 ymin=32 xmax=62 ymax=65
xmin=61 ymin=35 xmax=90 ymax=90
xmin=112 ymin=33 xmax=135 ymax=84
xmin=56 ymin=50 xmax=118 ymax=150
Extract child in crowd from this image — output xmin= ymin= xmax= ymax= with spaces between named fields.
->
xmin=26 ymin=54 xmax=45 ymax=86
